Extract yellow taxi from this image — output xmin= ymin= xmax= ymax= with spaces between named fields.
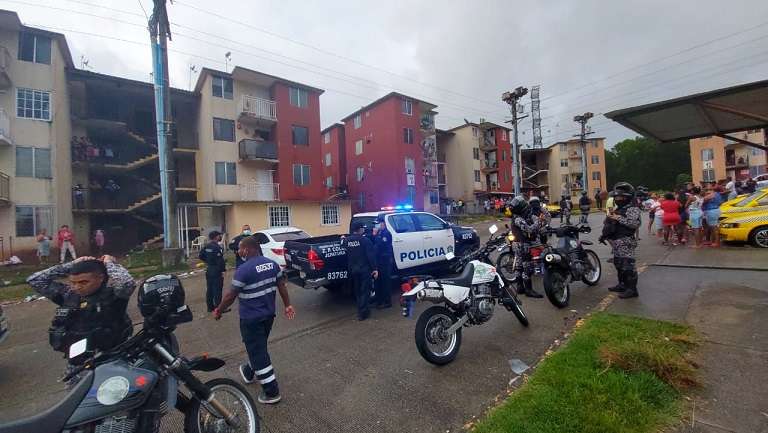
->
xmin=546 ymin=202 xmax=561 ymax=218
xmin=719 ymin=188 xmax=768 ymax=218
xmin=719 ymin=208 xmax=768 ymax=248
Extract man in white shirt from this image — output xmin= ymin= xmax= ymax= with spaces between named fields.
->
xmin=725 ymin=176 xmax=736 ymax=200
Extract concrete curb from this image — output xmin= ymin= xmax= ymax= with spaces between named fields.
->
xmin=650 ymin=263 xmax=768 ymax=272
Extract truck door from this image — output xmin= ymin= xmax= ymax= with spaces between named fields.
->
xmin=412 ymin=212 xmax=455 ymax=265
xmin=386 ymin=213 xmax=424 ymax=270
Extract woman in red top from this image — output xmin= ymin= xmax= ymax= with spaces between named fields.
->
xmin=660 ymin=192 xmax=682 ymax=245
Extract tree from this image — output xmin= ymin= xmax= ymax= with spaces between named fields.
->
xmin=675 ymin=173 xmax=693 ymax=187
xmin=605 ymin=136 xmax=691 ymax=191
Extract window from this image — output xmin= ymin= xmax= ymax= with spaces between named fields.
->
xmin=389 ymin=214 xmax=417 ymax=233
xmin=429 ymin=190 xmax=439 ymax=204
xmin=211 ymin=76 xmax=233 ymax=99
xmin=323 ymin=132 xmax=331 ymax=144
xmin=358 ymin=192 xmax=365 ymax=210
xmin=16 ymin=88 xmax=51 ymax=120
xmin=407 ymin=186 xmax=416 ymax=204
xmin=356 ymin=166 xmax=365 ymax=182
xmin=353 ymin=114 xmax=362 ymax=129
xmin=559 ymin=143 xmax=567 ymax=151
xmin=591 ymin=141 xmax=599 ymax=148
xmin=501 ymin=150 xmax=506 ymax=161
xmin=289 ymin=87 xmax=308 ymax=108
xmin=560 ymin=158 xmax=568 ymax=167
xmin=702 ymin=169 xmax=716 ymax=182
xmin=355 ymin=139 xmax=363 ymax=155
xmin=292 ymin=164 xmax=310 ymax=186
xmin=292 ymin=125 xmax=309 ymax=146
xmin=502 ymin=130 xmax=507 ymax=141
xmin=15 ymin=205 xmax=53 ymax=237
xmin=324 ymin=152 xmax=332 ymax=166
xmin=472 ymin=148 xmax=480 ymax=160
xmin=325 ymin=176 xmax=333 ymax=188
xmin=591 ymin=155 xmax=600 ymax=164
xmin=504 ymin=170 xmax=509 ymax=182
xmin=562 ymin=174 xmax=570 ymax=184
xmin=16 ymin=147 xmax=51 ymax=178
xmin=214 ymin=162 xmax=236 ymax=185
xmin=268 ymin=205 xmax=290 ymax=227
xmin=751 ymin=148 xmax=764 ymax=157
xmin=472 ymin=170 xmax=480 ymax=183
xmin=213 ymin=118 xmax=235 ymax=141
xmin=592 ymin=171 xmax=601 ymax=181
xmin=403 ymin=128 xmax=414 ymax=144
xmin=18 ymin=32 xmax=51 ymax=64
xmin=472 ymin=127 xmax=478 ymax=137
xmin=321 ymin=204 xmax=340 ymax=226
xmin=414 ymin=213 xmax=446 ymax=231
xmin=404 ymin=157 xmax=415 ymax=174
xmin=701 ymin=148 xmax=714 ymax=161
xmin=401 ymin=98 xmax=413 ymax=115
xmin=750 ymin=166 xmax=766 ymax=177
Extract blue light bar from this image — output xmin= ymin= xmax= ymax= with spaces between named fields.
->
xmin=394 ymin=205 xmax=404 ymax=210
xmin=403 ymin=204 xmax=413 ymax=210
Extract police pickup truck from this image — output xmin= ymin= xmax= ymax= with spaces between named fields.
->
xmin=283 ymin=209 xmax=480 ymax=291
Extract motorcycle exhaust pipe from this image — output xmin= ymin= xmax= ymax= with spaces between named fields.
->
xmin=544 ymin=253 xmax=562 ymax=263
xmin=417 ymin=288 xmax=445 ymax=303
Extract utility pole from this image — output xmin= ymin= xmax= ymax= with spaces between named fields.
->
xmin=573 ymin=112 xmax=594 ymax=197
xmin=502 ymin=87 xmax=528 ymax=196
xmin=149 ymin=0 xmax=181 ymax=266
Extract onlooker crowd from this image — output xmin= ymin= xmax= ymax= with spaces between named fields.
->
xmin=71 ymin=136 xmax=117 ymax=163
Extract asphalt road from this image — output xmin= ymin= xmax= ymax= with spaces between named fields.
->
xmin=0 ymin=214 xmax=662 ymax=432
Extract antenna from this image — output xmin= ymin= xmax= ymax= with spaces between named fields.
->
xmin=80 ymin=55 xmax=92 ymax=70
xmin=225 ymin=52 xmax=232 ymax=71
xmin=188 ymin=64 xmax=198 ymax=91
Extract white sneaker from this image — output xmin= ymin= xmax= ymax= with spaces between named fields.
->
xmin=238 ymin=364 xmax=255 ymax=384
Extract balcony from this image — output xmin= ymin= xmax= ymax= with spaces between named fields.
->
xmin=240 ymin=181 xmax=279 ymax=201
xmin=0 ymin=45 xmax=10 ymax=90
xmin=0 ymin=171 xmax=9 ymax=205
xmin=239 ymin=139 xmax=278 ymax=162
xmin=0 ymin=108 xmax=10 ymax=146
xmin=726 ymin=156 xmax=749 ymax=169
xmin=569 ymin=151 xmax=582 ymax=159
xmin=481 ymin=159 xmax=499 ymax=172
xmin=239 ymin=95 xmax=277 ymax=125
xmin=479 ymin=136 xmax=497 ymax=151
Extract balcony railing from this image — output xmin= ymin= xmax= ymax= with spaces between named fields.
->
xmin=240 ymin=182 xmax=279 ymax=201
xmin=240 ymin=95 xmax=277 ymax=122
xmin=726 ymin=156 xmax=749 ymax=168
xmin=0 ymin=171 xmax=9 ymax=203
xmin=569 ymin=151 xmax=582 ymax=159
xmin=239 ymin=139 xmax=278 ymax=161
xmin=481 ymin=159 xmax=498 ymax=171
xmin=0 ymin=45 xmax=10 ymax=90
xmin=0 ymin=108 xmax=10 ymax=146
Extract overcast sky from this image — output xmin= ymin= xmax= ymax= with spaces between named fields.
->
xmin=7 ymin=0 xmax=768 ymax=147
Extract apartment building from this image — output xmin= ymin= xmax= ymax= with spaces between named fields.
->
xmin=321 ymin=122 xmax=347 ymax=198
xmin=0 ymin=11 xmax=73 ymax=258
xmin=689 ymin=129 xmax=767 ymax=184
xmin=340 ymin=92 xmax=438 ymax=213
xmin=193 ymin=66 xmax=350 ymax=237
xmin=522 ymin=137 xmax=607 ymax=201
xmin=68 ymin=69 xmax=199 ymax=251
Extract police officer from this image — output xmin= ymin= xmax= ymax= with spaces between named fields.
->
xmin=529 ymin=196 xmax=551 ymax=244
xmin=373 ymin=221 xmax=393 ymax=309
xmin=27 ymin=255 xmax=136 ymax=365
xmin=343 ymin=221 xmax=379 ymax=320
xmin=509 ymin=196 xmax=544 ymax=298
xmin=199 ymin=231 xmax=226 ymax=312
xmin=214 ymin=236 xmax=295 ymax=405
xmin=229 ymin=224 xmax=253 ymax=268
xmin=559 ymin=195 xmax=572 ymax=224
xmin=600 ymin=182 xmax=642 ymax=299
xmin=579 ymin=191 xmax=592 ymax=224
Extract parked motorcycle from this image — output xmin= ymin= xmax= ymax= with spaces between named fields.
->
xmin=0 ymin=275 xmax=259 ymax=433
xmin=403 ymin=225 xmax=529 ymax=365
xmin=539 ymin=224 xmax=602 ymax=308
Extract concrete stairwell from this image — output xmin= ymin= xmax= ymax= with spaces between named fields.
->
xmin=126 ymin=192 xmax=162 ymax=212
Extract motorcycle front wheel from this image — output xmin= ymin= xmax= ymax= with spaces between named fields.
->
xmin=496 ymin=252 xmax=516 ymax=282
xmin=184 ymin=378 xmax=260 ymax=433
xmin=415 ymin=306 xmax=462 ymax=365
xmin=507 ymin=295 xmax=530 ymax=327
xmin=543 ymin=268 xmax=570 ymax=308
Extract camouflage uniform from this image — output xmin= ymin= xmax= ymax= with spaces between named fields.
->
xmin=511 ymin=214 xmax=543 ymax=282
xmin=609 ymin=204 xmax=642 ymax=297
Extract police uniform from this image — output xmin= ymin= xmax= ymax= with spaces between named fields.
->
xmin=373 ymin=227 xmax=394 ymax=308
xmin=233 ymin=255 xmax=283 ymax=398
xmin=601 ymin=192 xmax=641 ymax=298
xmin=510 ymin=210 xmax=544 ymax=298
xmin=343 ymin=232 xmax=378 ymax=320
xmin=579 ymin=194 xmax=592 ymax=224
xmin=560 ymin=197 xmax=572 ymax=224
xmin=199 ymin=239 xmax=225 ymax=312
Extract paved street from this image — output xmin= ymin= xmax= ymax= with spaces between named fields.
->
xmin=0 ymin=214 xmax=765 ymax=432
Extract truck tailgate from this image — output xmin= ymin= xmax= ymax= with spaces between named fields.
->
xmin=284 ymin=235 xmax=347 ymax=288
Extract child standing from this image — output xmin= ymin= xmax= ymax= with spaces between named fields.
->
xmin=36 ymin=229 xmax=51 ymax=265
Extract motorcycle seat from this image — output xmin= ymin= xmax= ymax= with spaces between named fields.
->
xmin=581 ymin=240 xmax=593 ymax=245
xmin=436 ymin=263 xmax=475 ymax=287
xmin=0 ymin=371 xmax=94 ymax=433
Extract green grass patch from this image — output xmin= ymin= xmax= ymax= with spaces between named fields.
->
xmin=0 ymin=284 xmax=35 ymax=303
xmin=455 ymin=214 xmax=499 ymax=225
xmin=473 ymin=313 xmax=698 ymax=433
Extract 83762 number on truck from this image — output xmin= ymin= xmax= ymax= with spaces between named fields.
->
xmin=283 ymin=210 xmax=480 ymax=291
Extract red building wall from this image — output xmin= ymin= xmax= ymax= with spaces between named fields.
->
xmin=496 ymin=127 xmax=513 ymax=192
xmin=344 ymin=96 xmax=426 ymax=213
xmin=321 ymin=124 xmax=346 ymax=192
xmin=272 ymin=82 xmax=324 ymax=201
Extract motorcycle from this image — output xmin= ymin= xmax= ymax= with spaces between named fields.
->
xmin=539 ymin=224 xmax=602 ymax=308
xmin=0 ymin=304 xmax=259 ymax=433
xmin=403 ymin=224 xmax=529 ymax=365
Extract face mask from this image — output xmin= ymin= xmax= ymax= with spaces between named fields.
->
xmin=243 ymin=230 xmax=252 ymax=236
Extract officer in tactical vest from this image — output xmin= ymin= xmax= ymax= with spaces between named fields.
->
xmin=199 ymin=231 xmax=226 ymax=312
xmin=509 ymin=196 xmax=544 ymax=298
xmin=342 ymin=221 xmax=379 ymax=320
xmin=599 ymin=182 xmax=642 ymax=299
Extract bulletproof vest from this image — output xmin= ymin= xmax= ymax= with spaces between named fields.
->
xmin=602 ymin=205 xmax=637 ymax=240
xmin=510 ymin=215 xmax=534 ymax=244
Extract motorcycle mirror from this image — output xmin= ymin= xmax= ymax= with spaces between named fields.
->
xmin=489 ymin=224 xmax=498 ymax=234
xmin=504 ymin=223 xmax=510 ymax=229
xmin=445 ymin=252 xmax=455 ymax=261
xmin=69 ymin=338 xmax=88 ymax=359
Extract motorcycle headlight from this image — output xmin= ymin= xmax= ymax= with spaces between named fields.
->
xmin=544 ymin=254 xmax=555 ymax=262
xmin=97 ymin=376 xmax=131 ymax=406
xmin=507 ymin=234 xmax=515 ymax=242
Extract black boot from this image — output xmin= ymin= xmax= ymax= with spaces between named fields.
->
xmin=515 ymin=278 xmax=527 ymax=296
xmin=618 ymin=271 xmax=639 ymax=299
xmin=608 ymin=270 xmax=625 ymax=292
xmin=523 ymin=278 xmax=543 ymax=298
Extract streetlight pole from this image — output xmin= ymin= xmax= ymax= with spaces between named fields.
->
xmin=573 ymin=112 xmax=594 ymax=196
xmin=502 ymin=87 xmax=528 ymax=196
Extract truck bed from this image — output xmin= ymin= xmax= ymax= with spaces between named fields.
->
xmin=283 ymin=234 xmax=348 ymax=289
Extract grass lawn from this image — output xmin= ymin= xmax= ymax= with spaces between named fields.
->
xmin=473 ymin=313 xmax=698 ymax=433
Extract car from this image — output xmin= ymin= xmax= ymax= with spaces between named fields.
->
xmin=719 ymin=188 xmax=768 ymax=220
xmin=251 ymin=227 xmax=311 ymax=268
xmin=0 ymin=304 xmax=8 ymax=345
xmin=546 ymin=202 xmax=561 ymax=218
xmin=719 ymin=208 xmax=768 ymax=248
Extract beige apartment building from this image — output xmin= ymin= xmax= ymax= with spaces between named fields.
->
xmin=0 ymin=11 xmax=73 ymax=258
xmin=689 ymin=129 xmax=766 ymax=184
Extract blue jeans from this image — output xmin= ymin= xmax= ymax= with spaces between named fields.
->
xmin=239 ymin=316 xmax=279 ymax=397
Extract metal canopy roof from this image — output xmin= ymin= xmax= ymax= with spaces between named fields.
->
xmin=604 ymin=79 xmax=768 ymax=150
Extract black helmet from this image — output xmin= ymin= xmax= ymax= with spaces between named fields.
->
xmin=510 ymin=195 xmax=530 ymax=216
xmin=138 ymin=274 xmax=192 ymax=328
xmin=612 ymin=182 xmax=635 ymax=206
xmin=581 ymin=190 xmax=588 ymax=196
